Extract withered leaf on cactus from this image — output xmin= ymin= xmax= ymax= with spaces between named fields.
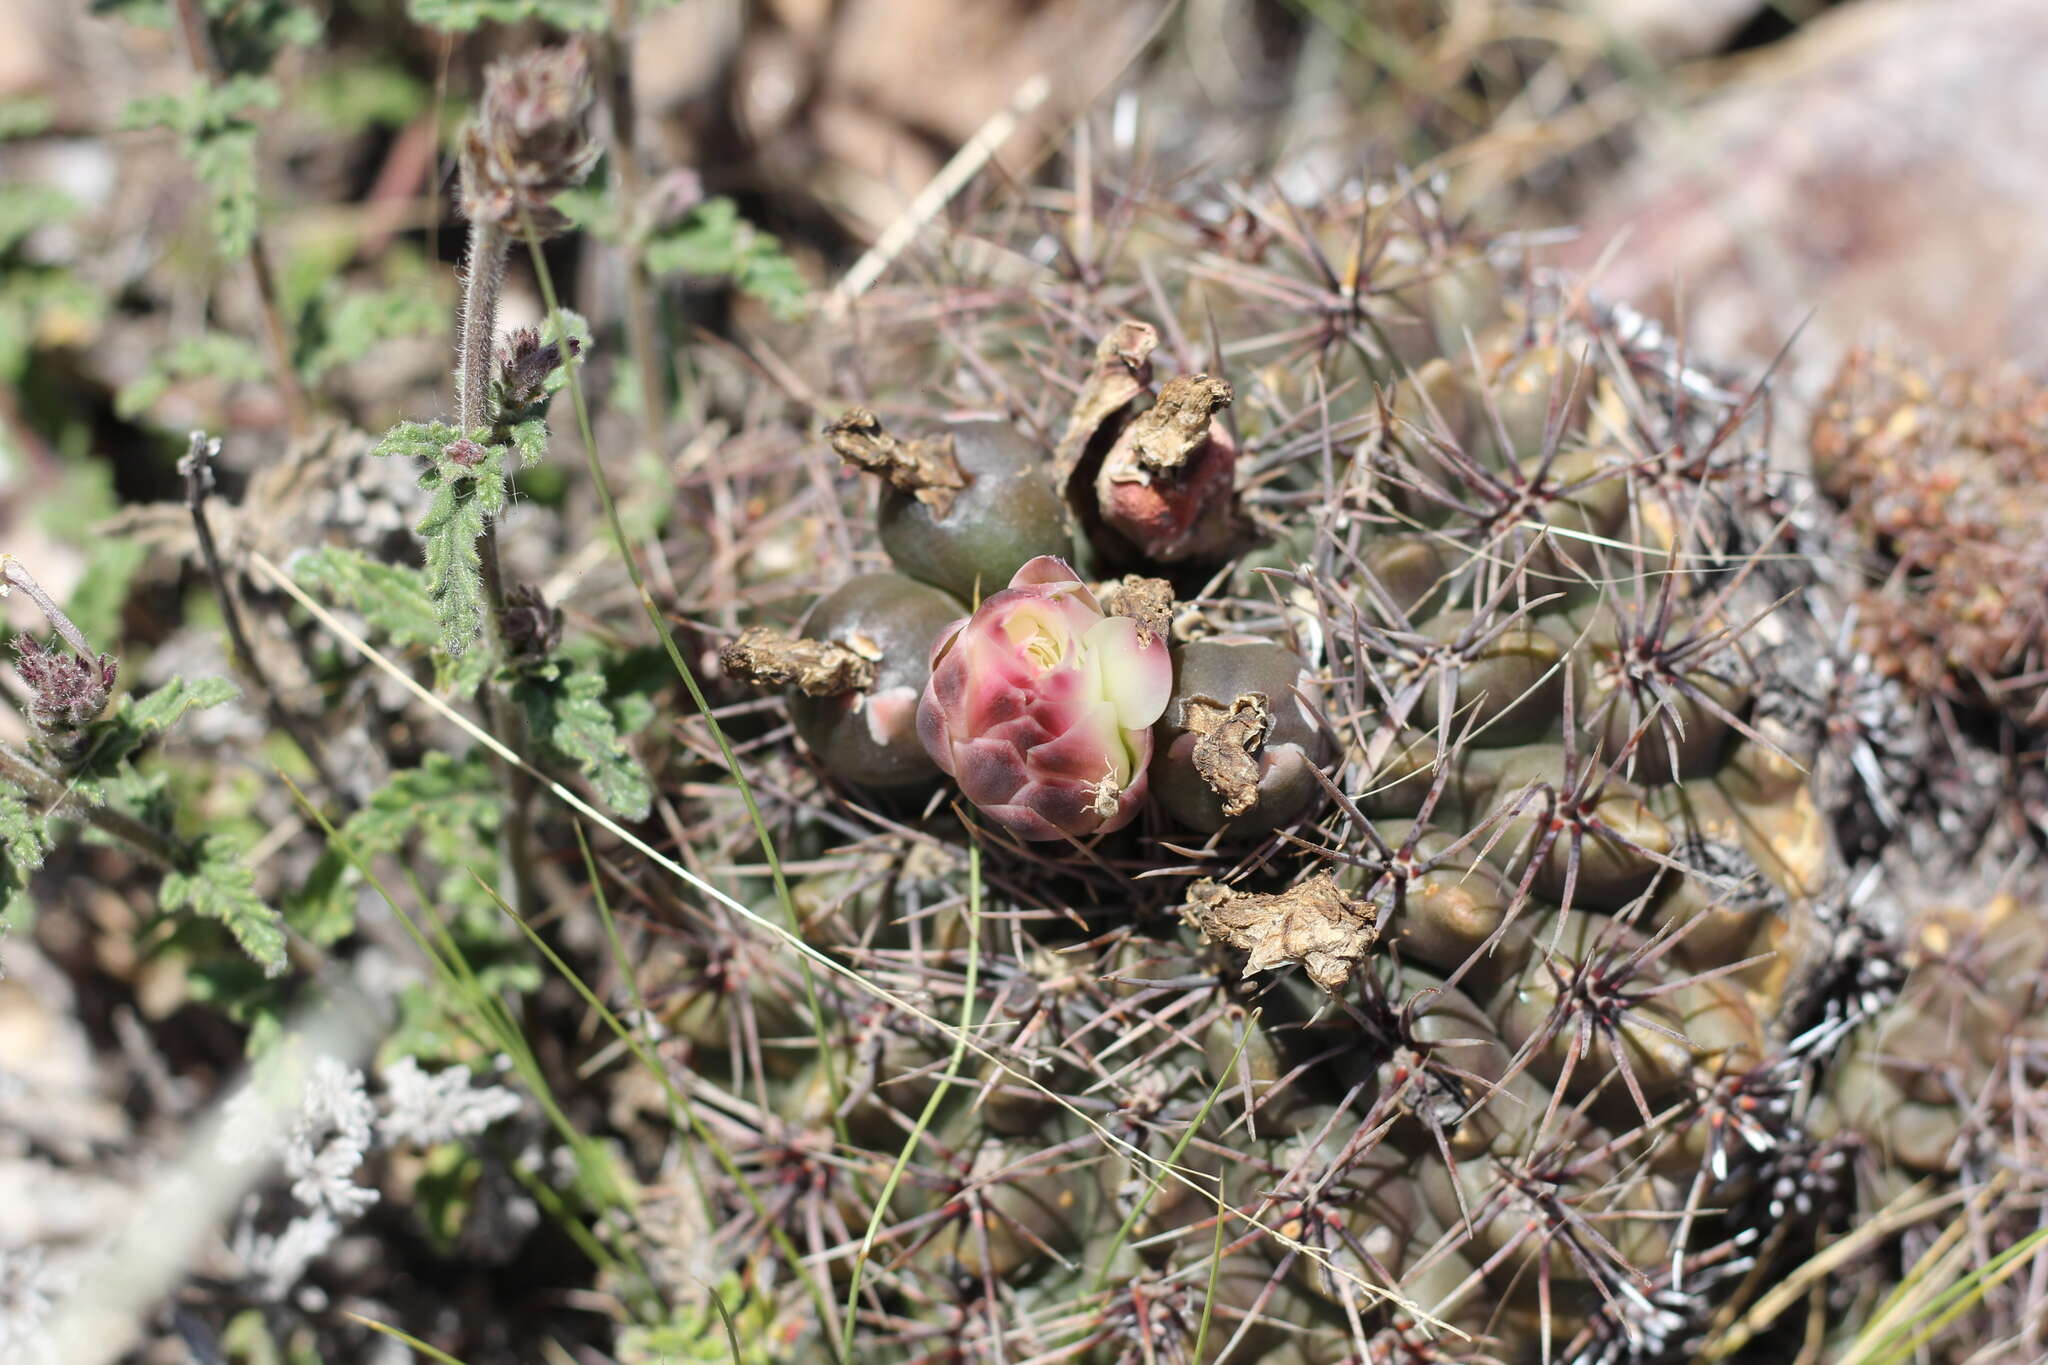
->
xmin=1182 ymin=873 xmax=1380 ymax=992
xmin=1097 ymin=574 xmax=1175 ymax=643
xmin=721 ymin=626 xmax=879 ymax=697
xmin=1180 ymin=692 xmax=1272 ymax=818
xmin=826 ymin=407 xmax=968 ymax=515
xmin=1054 ymin=320 xmax=1159 ymax=487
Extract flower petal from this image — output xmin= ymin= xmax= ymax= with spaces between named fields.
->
xmin=1082 ymin=615 xmax=1174 ymax=731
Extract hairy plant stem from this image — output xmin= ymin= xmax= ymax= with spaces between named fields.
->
xmin=167 ymin=0 xmax=309 ymax=439
xmin=457 ymin=217 xmax=541 ymax=916
xmin=456 ymin=220 xmax=509 ymax=439
xmin=181 ymin=433 xmax=347 ymax=809
xmin=0 ymin=742 xmax=183 ymax=871
xmin=600 ymin=0 xmax=667 ymax=446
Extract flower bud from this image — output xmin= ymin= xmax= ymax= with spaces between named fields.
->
xmin=917 ymin=557 xmax=1171 ymax=840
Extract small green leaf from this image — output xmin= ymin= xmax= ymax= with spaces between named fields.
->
xmin=517 ymin=669 xmax=652 ymax=820
xmin=371 ymin=421 xmax=510 ymax=658
xmin=416 ymin=446 xmax=507 ymax=657
xmin=160 ymin=834 xmax=287 ymax=976
xmin=79 ymin=675 xmax=242 ymax=778
xmin=292 ymin=547 xmax=492 ymax=695
xmin=370 ymin=419 xmax=463 ymax=462
xmin=644 ymin=197 xmax=809 ymax=320
xmin=344 ymin=752 xmax=499 ymax=856
xmin=120 ymin=78 xmax=282 ymax=259
xmin=114 ymin=331 xmax=269 ymax=420
xmin=507 ymin=416 xmax=549 ymax=467
xmin=294 ymin=546 xmax=438 ymax=644
xmin=300 ymin=282 xmax=444 ymax=382
xmin=0 ymin=791 xmax=52 ymax=921
xmin=123 ymin=675 xmax=241 ymax=736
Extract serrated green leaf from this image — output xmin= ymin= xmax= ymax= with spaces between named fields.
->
xmin=300 ymin=280 xmax=444 ymax=382
xmin=114 ymin=331 xmax=269 ymax=420
xmin=160 ymin=834 xmax=287 ymax=975
xmin=370 ymin=418 xmax=463 ymax=461
xmin=124 ymin=675 xmax=241 ymax=735
xmin=644 ymin=196 xmax=809 ymax=320
xmin=292 ymin=547 xmax=493 ymax=695
xmin=343 ymin=752 xmax=506 ymax=922
xmin=415 ymin=445 xmax=507 ymax=658
xmin=63 ymin=539 xmax=146 ymax=649
xmin=0 ymin=792 xmax=51 ymax=921
xmin=119 ymin=78 xmax=281 ymax=259
xmin=343 ymin=751 xmax=499 ymax=855
xmin=507 ymin=416 xmax=549 ymax=467
xmin=78 ymin=675 xmax=242 ymax=779
xmin=294 ymin=546 xmax=438 ymax=645
xmin=517 ymin=669 xmax=652 ymax=820
xmin=370 ymin=420 xmax=511 ymax=659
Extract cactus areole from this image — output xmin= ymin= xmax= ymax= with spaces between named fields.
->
xmin=917 ymin=556 xmax=1172 ymax=840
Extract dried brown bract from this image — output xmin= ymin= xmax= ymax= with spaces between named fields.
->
xmin=1054 ymin=320 xmax=1158 ymax=485
xmin=720 ymin=626 xmax=879 ymax=697
xmin=826 ymin=408 xmax=968 ymax=516
xmin=1182 ymin=872 xmax=1380 ymax=992
xmin=1123 ymin=373 xmax=1233 ymax=475
xmin=1180 ymin=692 xmax=1273 ymax=817
xmin=1097 ymin=574 xmax=1174 ymax=643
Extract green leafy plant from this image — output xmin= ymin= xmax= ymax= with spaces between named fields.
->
xmin=120 ymin=76 xmax=281 ymax=260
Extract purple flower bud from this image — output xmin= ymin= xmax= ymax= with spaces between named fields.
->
xmin=14 ymin=636 xmax=116 ymax=760
xmin=917 ymin=557 xmax=1172 ymax=840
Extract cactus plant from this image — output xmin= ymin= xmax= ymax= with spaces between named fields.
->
xmin=672 ymin=168 xmax=2048 ymax=1365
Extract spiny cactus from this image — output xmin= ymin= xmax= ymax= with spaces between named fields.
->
xmin=623 ymin=166 xmax=2047 ymax=1364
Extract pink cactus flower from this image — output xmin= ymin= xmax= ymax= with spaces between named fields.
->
xmin=918 ymin=557 xmax=1172 ymax=840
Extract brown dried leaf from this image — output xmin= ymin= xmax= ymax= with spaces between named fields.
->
xmin=1098 ymin=574 xmax=1174 ymax=643
xmin=1181 ymin=691 xmax=1272 ymax=817
xmin=1124 ymin=374 xmax=1233 ymax=476
xmin=1181 ymin=872 xmax=1379 ymax=992
xmin=720 ymin=626 xmax=877 ymax=697
xmin=1054 ymin=321 xmax=1158 ymax=486
xmin=826 ymin=408 xmax=967 ymax=515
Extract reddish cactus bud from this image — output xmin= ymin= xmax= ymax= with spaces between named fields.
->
xmin=917 ymin=557 xmax=1172 ymax=840
xmin=1094 ymin=374 xmax=1239 ymax=564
